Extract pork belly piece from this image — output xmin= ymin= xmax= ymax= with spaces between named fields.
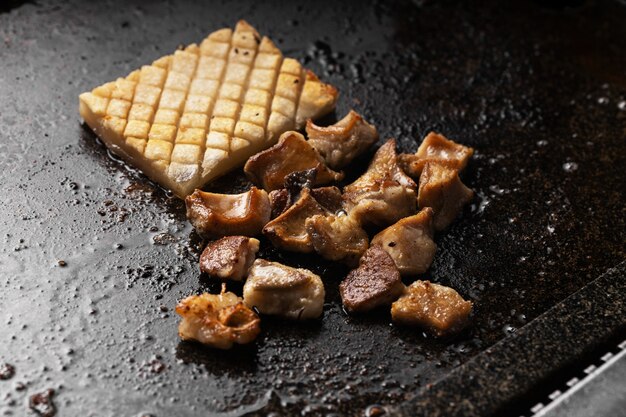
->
xmin=176 ymin=289 xmax=261 ymax=349
xmin=305 ymin=212 xmax=369 ymax=265
xmin=244 ymin=131 xmax=343 ymax=191
xmin=343 ymin=139 xmax=417 ymax=227
xmin=262 ymin=188 xmax=327 ymax=252
xmin=418 ymin=162 xmax=473 ymax=231
xmin=391 ymin=280 xmax=472 ymax=337
xmin=185 ymin=187 xmax=271 ymax=237
xmin=306 ymin=110 xmax=379 ymax=170
xmin=398 ymin=132 xmax=474 ymax=178
xmin=339 ymin=245 xmax=405 ymax=313
xmin=371 ymin=207 xmax=436 ymax=275
xmin=79 ymin=21 xmax=337 ymax=198
xmin=199 ymin=236 xmax=260 ymax=281
xmin=243 ymin=259 xmax=325 ymax=320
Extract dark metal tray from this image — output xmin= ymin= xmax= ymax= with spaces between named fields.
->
xmin=0 ymin=0 xmax=624 ymax=416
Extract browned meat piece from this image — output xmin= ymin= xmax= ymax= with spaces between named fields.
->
xmin=343 ymin=139 xmax=417 ymax=227
xmin=243 ymin=259 xmax=325 ymax=320
xmin=244 ymin=131 xmax=343 ymax=191
xmin=268 ymin=167 xmax=343 ymax=219
xmin=199 ymin=236 xmax=260 ymax=281
xmin=185 ymin=187 xmax=272 ymax=238
xmin=418 ymin=162 xmax=473 ymax=231
xmin=263 ymin=188 xmax=327 ymax=252
xmin=269 ymin=188 xmax=292 ymax=219
xmin=306 ymin=213 xmax=369 ymax=265
xmin=176 ymin=289 xmax=261 ymax=349
xmin=339 ymin=245 xmax=405 ymax=313
xmin=371 ymin=207 xmax=436 ymax=275
xmin=310 ymin=187 xmax=344 ymax=214
xmin=398 ymin=132 xmax=474 ymax=178
xmin=391 ymin=280 xmax=472 ymax=337
xmin=306 ymin=110 xmax=379 ymax=169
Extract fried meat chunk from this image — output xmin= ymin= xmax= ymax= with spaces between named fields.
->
xmin=391 ymin=280 xmax=472 ymax=337
xmin=243 ymin=259 xmax=325 ymax=320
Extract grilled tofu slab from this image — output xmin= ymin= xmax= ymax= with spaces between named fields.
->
xmin=79 ymin=20 xmax=337 ymax=197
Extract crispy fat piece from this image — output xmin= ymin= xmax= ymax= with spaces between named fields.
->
xmin=391 ymin=280 xmax=472 ymax=337
xmin=185 ymin=187 xmax=271 ymax=238
xmin=243 ymin=259 xmax=325 ymax=320
xmin=398 ymin=132 xmax=474 ymax=178
xmin=371 ymin=207 xmax=436 ymax=275
xmin=306 ymin=110 xmax=379 ymax=170
xmin=199 ymin=236 xmax=260 ymax=281
xmin=343 ymin=139 xmax=417 ymax=227
xmin=418 ymin=162 xmax=473 ymax=231
xmin=244 ymin=131 xmax=343 ymax=191
xmin=306 ymin=213 xmax=369 ymax=265
xmin=339 ymin=245 xmax=405 ymax=313
xmin=176 ymin=290 xmax=261 ymax=349
xmin=262 ymin=188 xmax=327 ymax=252
xmin=79 ymin=21 xmax=338 ymax=198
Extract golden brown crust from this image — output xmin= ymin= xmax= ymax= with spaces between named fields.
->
xmin=371 ymin=207 xmax=437 ymax=275
xmin=244 ymin=131 xmax=343 ymax=191
xmin=175 ymin=292 xmax=261 ymax=349
xmin=391 ymin=280 xmax=472 ymax=337
xmin=185 ymin=187 xmax=271 ymax=237
xmin=306 ymin=110 xmax=379 ymax=170
xmin=417 ymin=162 xmax=474 ymax=231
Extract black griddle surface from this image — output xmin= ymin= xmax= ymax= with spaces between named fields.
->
xmin=0 ymin=1 xmax=625 ymax=416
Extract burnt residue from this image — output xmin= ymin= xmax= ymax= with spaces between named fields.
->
xmin=0 ymin=0 xmax=625 ymax=416
xmin=29 ymin=389 xmax=56 ymax=417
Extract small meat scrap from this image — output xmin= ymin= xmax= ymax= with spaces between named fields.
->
xmin=263 ymin=188 xmax=328 ymax=252
xmin=306 ymin=213 xmax=369 ymax=265
xmin=176 ymin=289 xmax=261 ymax=349
xmin=244 ymin=131 xmax=343 ymax=191
xmin=306 ymin=110 xmax=379 ymax=169
xmin=398 ymin=132 xmax=474 ymax=178
xmin=340 ymin=245 xmax=405 ymax=313
xmin=270 ymin=183 xmax=344 ymax=220
xmin=199 ymin=236 xmax=260 ymax=281
xmin=243 ymin=259 xmax=325 ymax=320
xmin=343 ymin=139 xmax=417 ymax=227
xmin=29 ymin=389 xmax=56 ymax=417
xmin=0 ymin=363 xmax=15 ymax=380
xmin=418 ymin=162 xmax=473 ymax=231
xmin=371 ymin=207 xmax=436 ymax=275
xmin=391 ymin=280 xmax=472 ymax=337
xmin=185 ymin=187 xmax=271 ymax=237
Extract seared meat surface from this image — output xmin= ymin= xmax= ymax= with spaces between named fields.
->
xmin=371 ymin=207 xmax=436 ymax=275
xmin=185 ymin=187 xmax=271 ymax=237
xmin=263 ymin=188 xmax=328 ymax=252
xmin=243 ymin=259 xmax=325 ymax=320
xmin=343 ymin=139 xmax=417 ymax=227
xmin=244 ymin=131 xmax=343 ymax=191
xmin=269 ymin=182 xmax=343 ymax=219
xmin=306 ymin=110 xmax=379 ymax=169
xmin=199 ymin=236 xmax=260 ymax=281
xmin=306 ymin=212 xmax=369 ymax=265
xmin=176 ymin=290 xmax=261 ymax=349
xmin=391 ymin=280 xmax=472 ymax=337
xmin=418 ymin=162 xmax=473 ymax=231
xmin=398 ymin=132 xmax=474 ymax=178
xmin=340 ymin=245 xmax=405 ymax=313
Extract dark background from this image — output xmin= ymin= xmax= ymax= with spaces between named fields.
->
xmin=0 ymin=0 xmax=624 ymax=416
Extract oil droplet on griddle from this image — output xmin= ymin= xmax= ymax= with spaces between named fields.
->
xmin=562 ymin=162 xmax=579 ymax=173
